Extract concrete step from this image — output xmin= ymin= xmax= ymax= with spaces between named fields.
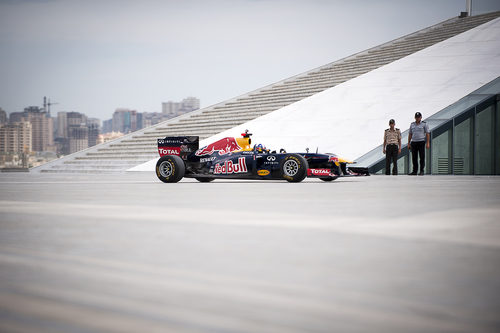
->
xmin=165 ymin=119 xmax=250 ymax=128
xmin=64 ymin=160 xmax=147 ymax=165
xmin=130 ymin=133 xmax=217 ymax=141
xmin=178 ymin=114 xmax=259 ymax=123
xmin=96 ymin=148 xmax=157 ymax=154
xmin=86 ymin=151 xmax=156 ymax=157
xmin=40 ymin=169 xmax=129 ymax=173
xmin=75 ymin=155 xmax=156 ymax=160
xmin=207 ymin=105 xmax=278 ymax=113
xmin=50 ymin=164 xmax=131 ymax=170
xmin=109 ymin=142 xmax=157 ymax=148
xmin=141 ymin=126 xmax=232 ymax=136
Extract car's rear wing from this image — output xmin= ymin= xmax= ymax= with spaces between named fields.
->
xmin=158 ymin=136 xmax=199 ymax=160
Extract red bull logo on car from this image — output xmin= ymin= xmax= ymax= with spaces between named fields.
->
xmin=196 ymin=137 xmax=242 ymax=156
xmin=214 ymin=157 xmax=248 ymax=175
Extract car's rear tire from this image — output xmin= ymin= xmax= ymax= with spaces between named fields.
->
xmin=281 ymin=154 xmax=308 ymax=182
xmin=156 ymin=155 xmax=185 ymax=183
xmin=195 ymin=177 xmax=214 ymax=182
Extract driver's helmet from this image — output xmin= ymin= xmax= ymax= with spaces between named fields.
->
xmin=255 ymin=144 xmax=265 ymax=153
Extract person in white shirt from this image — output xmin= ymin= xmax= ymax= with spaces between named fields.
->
xmin=408 ymin=112 xmax=430 ymax=175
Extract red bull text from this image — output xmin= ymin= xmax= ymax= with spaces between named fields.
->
xmin=214 ymin=157 xmax=248 ymax=175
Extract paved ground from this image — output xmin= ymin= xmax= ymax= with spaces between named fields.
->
xmin=0 ymin=172 xmax=499 ymax=333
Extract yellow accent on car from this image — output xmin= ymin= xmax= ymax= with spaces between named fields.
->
xmin=338 ymin=157 xmax=354 ymax=163
xmin=235 ymin=137 xmax=253 ymax=151
xmin=257 ymin=169 xmax=270 ymax=176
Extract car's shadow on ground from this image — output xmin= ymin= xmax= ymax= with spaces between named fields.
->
xmin=169 ymin=179 xmax=352 ymax=184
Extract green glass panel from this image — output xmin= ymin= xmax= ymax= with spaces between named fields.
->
xmin=432 ymin=129 xmax=452 ymax=174
xmin=475 ymin=105 xmax=494 ymax=175
xmin=454 ymin=117 xmax=473 ymax=174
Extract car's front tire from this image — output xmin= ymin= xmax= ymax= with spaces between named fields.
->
xmin=156 ymin=155 xmax=185 ymax=183
xmin=280 ymin=154 xmax=308 ymax=182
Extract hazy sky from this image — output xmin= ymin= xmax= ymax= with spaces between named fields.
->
xmin=1 ymin=0 xmax=499 ymax=120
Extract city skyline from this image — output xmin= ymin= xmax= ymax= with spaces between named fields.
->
xmin=0 ymin=96 xmax=201 ymax=166
xmin=1 ymin=0 xmax=500 ymax=119
xmin=3 ymin=95 xmax=200 ymax=125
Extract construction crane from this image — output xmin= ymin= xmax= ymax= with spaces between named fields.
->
xmin=43 ymin=96 xmax=59 ymax=117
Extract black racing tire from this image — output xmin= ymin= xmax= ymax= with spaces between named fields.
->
xmin=156 ymin=155 xmax=185 ymax=183
xmin=280 ymin=154 xmax=308 ymax=183
xmin=319 ymin=176 xmax=339 ymax=182
xmin=195 ymin=177 xmax=214 ymax=182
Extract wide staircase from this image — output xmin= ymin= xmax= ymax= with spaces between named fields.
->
xmin=34 ymin=11 xmax=500 ymax=173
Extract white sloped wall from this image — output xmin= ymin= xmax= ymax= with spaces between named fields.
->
xmin=131 ymin=17 xmax=500 ymax=171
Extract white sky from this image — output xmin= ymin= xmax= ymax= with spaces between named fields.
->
xmin=1 ymin=0 xmax=499 ymax=120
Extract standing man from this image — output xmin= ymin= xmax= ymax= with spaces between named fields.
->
xmin=408 ymin=112 xmax=430 ymax=175
xmin=383 ymin=119 xmax=401 ymax=175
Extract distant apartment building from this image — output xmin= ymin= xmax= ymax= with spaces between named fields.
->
xmin=68 ymin=123 xmax=89 ymax=154
xmin=87 ymin=118 xmax=101 ymax=127
xmin=162 ymin=97 xmax=200 ymax=119
xmin=141 ymin=112 xmax=167 ymax=128
xmin=102 ymin=119 xmax=113 ymax=133
xmin=112 ymin=108 xmax=142 ymax=134
xmin=22 ymin=107 xmax=54 ymax=152
xmin=0 ymin=121 xmax=32 ymax=153
xmin=180 ymin=97 xmax=200 ymax=112
xmin=8 ymin=112 xmax=26 ymax=123
xmin=162 ymin=101 xmax=180 ymax=117
xmin=0 ymin=121 xmax=32 ymax=168
xmin=53 ymin=112 xmax=100 ymax=155
xmin=67 ymin=111 xmax=87 ymax=127
xmin=56 ymin=112 xmax=68 ymax=138
xmin=88 ymin=123 xmax=99 ymax=147
xmin=0 ymin=108 xmax=7 ymax=125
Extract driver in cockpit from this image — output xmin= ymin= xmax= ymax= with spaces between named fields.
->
xmin=254 ymin=144 xmax=269 ymax=154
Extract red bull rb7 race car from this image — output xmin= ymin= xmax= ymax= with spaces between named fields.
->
xmin=155 ymin=131 xmax=368 ymax=183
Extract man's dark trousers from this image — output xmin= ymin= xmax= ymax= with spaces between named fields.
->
xmin=385 ymin=144 xmax=398 ymax=175
xmin=411 ymin=141 xmax=425 ymax=173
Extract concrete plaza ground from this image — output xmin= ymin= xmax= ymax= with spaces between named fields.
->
xmin=0 ymin=172 xmax=499 ymax=332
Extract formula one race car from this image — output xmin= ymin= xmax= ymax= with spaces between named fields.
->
xmin=155 ymin=131 xmax=368 ymax=183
